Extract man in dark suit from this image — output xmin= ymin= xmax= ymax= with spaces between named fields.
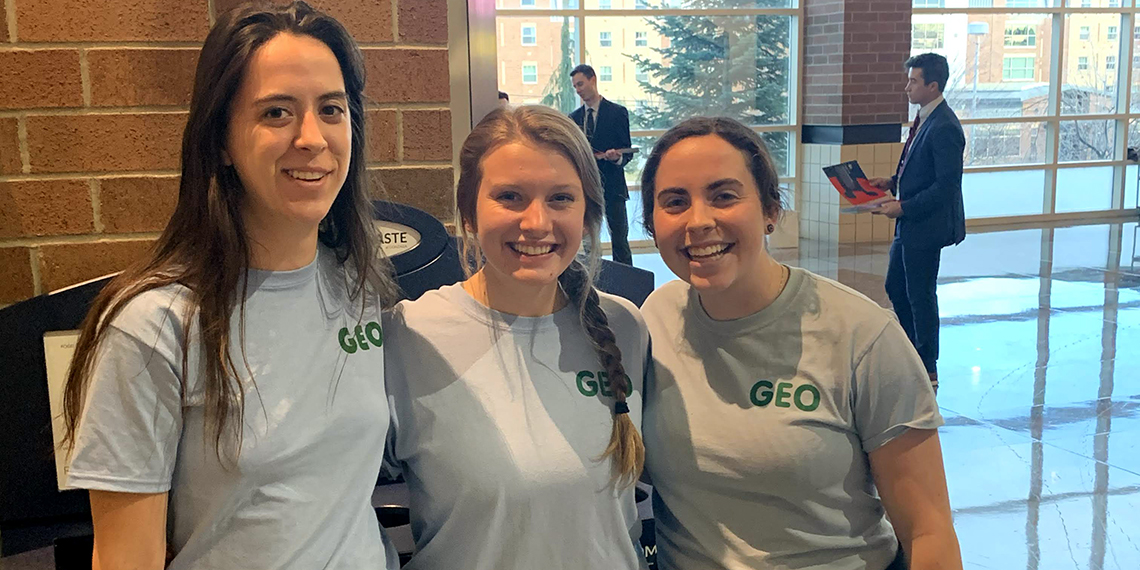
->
xmin=869 ymin=52 xmax=966 ymax=394
xmin=569 ymin=64 xmax=634 ymax=265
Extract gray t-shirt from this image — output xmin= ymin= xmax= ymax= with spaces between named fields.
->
xmin=382 ymin=283 xmax=648 ymax=570
xmin=641 ymin=268 xmax=942 ymax=570
xmin=68 ymin=249 xmax=397 ymax=570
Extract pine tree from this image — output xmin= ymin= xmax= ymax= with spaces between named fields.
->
xmin=626 ymin=0 xmax=791 ymax=169
xmin=541 ymin=18 xmax=581 ymax=116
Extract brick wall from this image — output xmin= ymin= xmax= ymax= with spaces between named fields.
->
xmin=0 ymin=0 xmax=452 ymax=306
xmin=803 ymin=0 xmax=910 ymax=126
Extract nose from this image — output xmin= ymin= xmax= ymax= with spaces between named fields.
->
xmin=294 ymin=110 xmax=328 ymax=153
xmin=686 ymin=199 xmax=715 ymax=233
xmin=519 ymin=199 xmax=552 ymax=234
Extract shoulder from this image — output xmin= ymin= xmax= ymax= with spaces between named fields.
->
xmin=569 ymin=106 xmax=584 ymax=119
xmin=596 ymin=291 xmax=644 ymax=331
xmin=382 ymin=284 xmax=467 ymax=333
xmin=641 ymin=279 xmax=689 ymax=317
xmin=106 ymin=283 xmax=194 ymax=343
xmin=797 ymin=270 xmax=896 ymax=340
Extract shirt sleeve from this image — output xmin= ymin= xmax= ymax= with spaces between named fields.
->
xmin=380 ymin=309 xmax=405 ymax=482
xmin=66 ymin=324 xmax=184 ymax=493
xmin=852 ymin=319 xmax=943 ymax=452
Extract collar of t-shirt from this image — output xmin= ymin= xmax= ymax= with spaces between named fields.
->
xmin=917 ymin=95 xmax=944 ymax=124
xmin=688 ymin=265 xmax=806 ymax=335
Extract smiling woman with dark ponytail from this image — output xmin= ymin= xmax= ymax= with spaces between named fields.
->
xmin=381 ymin=105 xmax=648 ymax=570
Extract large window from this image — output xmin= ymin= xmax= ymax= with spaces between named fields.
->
xmin=913 ymin=1 xmax=1136 ymax=221
xmin=1003 ymin=56 xmax=1036 ymax=81
xmin=914 ymin=23 xmax=945 ymax=50
xmin=1004 ymin=24 xmax=1036 ymax=47
xmin=498 ymin=0 xmax=801 ymax=247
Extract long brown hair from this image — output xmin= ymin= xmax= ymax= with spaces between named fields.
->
xmin=455 ymin=105 xmax=644 ymax=488
xmin=61 ymin=1 xmax=399 ymax=461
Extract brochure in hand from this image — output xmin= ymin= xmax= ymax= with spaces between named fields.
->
xmin=822 ymin=160 xmax=892 ymax=213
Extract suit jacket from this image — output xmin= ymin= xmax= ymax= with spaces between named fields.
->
xmin=891 ymin=100 xmax=967 ymax=250
xmin=570 ymin=98 xmax=632 ymax=200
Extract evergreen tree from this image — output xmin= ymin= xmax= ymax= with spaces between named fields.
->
xmin=627 ymin=0 xmax=791 ymax=170
xmin=541 ymin=18 xmax=581 ymax=116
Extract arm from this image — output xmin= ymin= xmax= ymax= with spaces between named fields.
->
xmin=869 ymin=428 xmax=962 ymax=570
xmin=89 ymin=490 xmax=168 ymax=570
xmin=617 ymin=106 xmax=633 ymax=166
xmin=899 ymin=123 xmax=964 ymax=220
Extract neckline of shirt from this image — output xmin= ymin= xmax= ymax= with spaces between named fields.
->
xmin=443 ymin=281 xmax=574 ymax=331
xmin=246 ymin=247 xmax=322 ymax=291
xmin=917 ymin=95 xmax=944 ymax=123
xmin=687 ymin=265 xmax=806 ymax=335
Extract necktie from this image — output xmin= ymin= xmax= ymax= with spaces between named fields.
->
xmin=585 ymin=108 xmax=596 ymax=140
xmin=895 ymin=111 xmax=921 ymax=182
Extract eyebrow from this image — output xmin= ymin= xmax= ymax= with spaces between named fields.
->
xmin=706 ymin=178 xmax=744 ymax=192
xmin=252 ymin=91 xmax=349 ymax=106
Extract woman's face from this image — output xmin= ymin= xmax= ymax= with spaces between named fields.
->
xmin=470 ymin=141 xmax=587 ymax=291
xmin=225 ymin=32 xmax=352 ymax=238
xmin=651 ymin=134 xmax=776 ymax=297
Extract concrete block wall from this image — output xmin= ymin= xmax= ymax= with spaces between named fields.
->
xmin=801 ymin=142 xmax=901 ymax=244
xmin=0 ymin=0 xmax=452 ymax=306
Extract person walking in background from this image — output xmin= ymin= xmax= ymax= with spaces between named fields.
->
xmin=569 ymin=64 xmax=634 ymax=266
xmin=869 ymin=52 xmax=967 ymax=395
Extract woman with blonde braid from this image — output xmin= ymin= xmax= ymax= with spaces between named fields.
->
xmin=382 ymin=105 xmax=648 ymax=570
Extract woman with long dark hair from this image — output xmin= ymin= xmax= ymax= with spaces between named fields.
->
xmin=638 ymin=117 xmax=961 ymax=570
xmin=60 ymin=3 xmax=400 ymax=568
xmin=381 ymin=105 xmax=648 ymax=569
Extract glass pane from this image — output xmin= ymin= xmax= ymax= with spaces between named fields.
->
xmin=1128 ymin=119 xmax=1140 ymax=208
xmin=964 ymin=121 xmax=1048 ymax=166
xmin=1065 ymin=0 xmax=1125 ymax=7
xmin=963 ymin=169 xmax=1046 ymax=218
xmin=1055 ymin=166 xmax=1115 ymax=212
xmin=498 ymin=0 xmax=582 ymax=11
xmin=1062 ymin=14 xmax=1123 ymax=115
xmin=1058 ymin=119 xmax=1117 ymax=162
xmin=761 ymin=131 xmax=790 ymax=178
xmin=1126 ymin=165 xmax=1139 ymax=208
xmin=587 ymin=15 xmax=792 ymax=129
xmin=496 ymin=17 xmax=580 ymax=110
xmin=628 ymin=134 xmax=657 ymax=188
xmin=583 ymin=0 xmax=793 ymax=8
xmin=913 ymin=14 xmax=1052 ymax=119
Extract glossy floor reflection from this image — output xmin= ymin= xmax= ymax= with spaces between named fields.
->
xmin=627 ymin=219 xmax=1140 ymax=570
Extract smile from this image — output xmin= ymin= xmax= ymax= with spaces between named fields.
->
xmin=285 ymin=169 xmax=329 ymax=181
xmin=684 ymin=243 xmax=733 ymax=260
xmin=510 ymin=243 xmax=558 ymax=256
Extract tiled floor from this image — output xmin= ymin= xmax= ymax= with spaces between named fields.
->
xmin=623 ymin=219 xmax=1140 ymax=570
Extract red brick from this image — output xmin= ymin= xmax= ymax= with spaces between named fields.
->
xmin=88 ymin=49 xmax=200 ymax=107
xmin=0 ymin=179 xmax=94 ymax=238
xmin=215 ymin=0 xmax=393 ymax=43
xmin=403 ymin=109 xmax=451 ymax=162
xmin=363 ymin=49 xmax=449 ymax=104
xmin=0 ymin=247 xmax=34 ymax=304
xmin=0 ymin=50 xmax=83 ymax=110
xmin=39 ymin=239 xmax=156 ymax=293
xmin=399 ymin=0 xmax=448 ymax=45
xmin=17 ymin=0 xmax=209 ymax=42
xmin=26 ymin=113 xmax=187 ymax=173
xmin=370 ymin=166 xmax=454 ymax=220
xmin=366 ymin=109 xmax=398 ymax=163
xmin=99 ymin=176 xmax=180 ymax=233
xmin=0 ymin=118 xmax=22 ymax=175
